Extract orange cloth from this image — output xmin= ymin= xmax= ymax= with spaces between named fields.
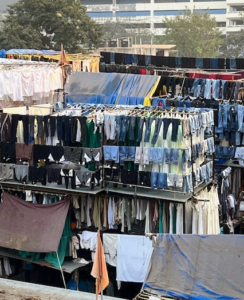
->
xmin=91 ymin=231 xmax=109 ymax=296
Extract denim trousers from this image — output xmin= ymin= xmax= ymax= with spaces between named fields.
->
xmin=144 ymin=117 xmax=155 ymax=143
xmin=129 ymin=116 xmax=136 ymax=140
xmin=151 ymin=118 xmax=163 ymax=145
xmin=136 ymin=116 xmax=145 ymax=142
xmin=218 ymin=104 xmax=229 ymax=129
xmin=119 ymin=116 xmax=130 ymax=142
xmin=163 ymin=118 xmax=172 ymax=140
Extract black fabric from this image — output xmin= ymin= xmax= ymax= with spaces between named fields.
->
xmin=236 ymin=58 xmax=244 ymax=70
xmin=70 ymin=117 xmax=77 ymax=143
xmin=101 ymin=52 xmax=110 ymax=64
xmin=121 ymin=169 xmax=137 ymax=185
xmin=21 ymin=115 xmax=29 ymax=145
xmin=49 ymin=146 xmax=64 ymax=162
xmin=50 ymin=116 xmax=56 ymax=137
xmin=139 ymin=171 xmax=151 ymax=187
xmin=11 ymin=114 xmax=20 ymax=143
xmin=36 ymin=116 xmax=44 ymax=138
xmin=155 ymin=56 xmax=163 ymax=67
xmin=33 ymin=145 xmax=50 ymax=163
xmin=138 ymin=55 xmax=145 ymax=66
xmin=29 ymin=116 xmax=35 ymax=138
xmin=218 ymin=58 xmax=225 ymax=70
xmin=47 ymin=168 xmax=62 ymax=184
xmin=115 ymin=53 xmax=123 ymax=65
xmin=61 ymin=169 xmax=76 ymax=189
xmin=77 ymin=117 xmax=87 ymax=144
xmin=0 ymin=141 xmax=16 ymax=163
xmin=43 ymin=116 xmax=49 ymax=138
xmin=29 ymin=166 xmax=47 ymax=185
xmin=203 ymin=58 xmax=210 ymax=69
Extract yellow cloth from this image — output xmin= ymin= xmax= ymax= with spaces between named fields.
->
xmin=144 ymin=76 xmax=161 ymax=106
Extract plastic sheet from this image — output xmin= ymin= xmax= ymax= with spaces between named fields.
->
xmin=144 ymin=234 xmax=244 ymax=300
xmin=68 ymin=72 xmax=159 ymax=105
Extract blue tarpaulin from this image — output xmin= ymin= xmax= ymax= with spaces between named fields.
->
xmin=5 ymin=49 xmax=61 ymax=55
xmin=67 ymin=72 xmax=159 ymax=105
xmin=144 ymin=234 xmax=244 ymax=300
xmin=0 ymin=49 xmax=6 ymax=58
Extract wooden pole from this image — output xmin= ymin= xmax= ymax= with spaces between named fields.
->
xmin=56 ymin=251 xmax=66 ymax=289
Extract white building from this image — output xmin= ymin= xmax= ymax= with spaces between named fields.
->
xmin=81 ymin=0 xmax=244 ymax=36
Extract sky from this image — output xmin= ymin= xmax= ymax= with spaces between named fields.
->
xmin=0 ymin=0 xmax=18 ymax=11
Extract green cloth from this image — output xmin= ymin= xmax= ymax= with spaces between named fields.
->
xmin=84 ymin=121 xmax=101 ymax=148
xmin=19 ymin=251 xmax=41 ymax=261
xmin=44 ymin=236 xmax=69 ymax=268
xmin=83 ymin=120 xmax=101 ymax=171
xmin=159 ymin=201 xmax=163 ymax=233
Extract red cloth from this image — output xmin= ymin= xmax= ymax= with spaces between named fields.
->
xmin=0 ymin=192 xmax=70 ymax=252
xmin=139 ymin=68 xmax=147 ymax=75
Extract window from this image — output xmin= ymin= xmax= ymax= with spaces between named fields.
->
xmin=154 ymin=10 xmax=188 ymax=16
xmin=88 ymin=12 xmax=113 ymax=18
xmin=124 ymin=23 xmax=151 ymax=28
xmin=217 ymin=22 xmax=226 ymax=27
xmin=116 ymin=11 xmax=150 ymax=17
xmin=81 ymin=0 xmax=112 ymax=4
xmin=154 ymin=23 xmax=167 ymax=28
xmin=194 ymin=9 xmax=226 ymax=14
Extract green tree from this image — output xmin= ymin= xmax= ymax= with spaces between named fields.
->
xmin=0 ymin=0 xmax=103 ymax=52
xmin=219 ymin=30 xmax=244 ymax=58
xmin=161 ymin=11 xmax=222 ymax=57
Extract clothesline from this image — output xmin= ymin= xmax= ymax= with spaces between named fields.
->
xmin=101 ymin=63 xmax=244 ymax=74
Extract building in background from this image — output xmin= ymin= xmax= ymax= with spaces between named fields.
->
xmin=226 ymin=0 xmax=244 ymax=33
xmin=81 ymin=0 xmax=244 ymax=37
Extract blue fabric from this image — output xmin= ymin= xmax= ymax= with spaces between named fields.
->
xmin=125 ymin=54 xmax=133 ymax=64
xmin=144 ymin=234 xmax=244 ymax=300
xmin=132 ymin=54 xmax=138 ymax=65
xmin=152 ymin=97 xmax=167 ymax=107
xmin=210 ymin=58 xmax=218 ymax=69
xmin=67 ymin=279 xmax=78 ymax=290
xmin=195 ymin=57 xmax=203 ymax=68
xmin=68 ymin=72 xmax=159 ymax=105
xmin=145 ymin=55 xmax=151 ymax=66
xmin=0 ymin=49 xmax=5 ymax=58
xmin=6 ymin=49 xmax=60 ymax=55
xmin=230 ymin=58 xmax=236 ymax=70
xmin=175 ymin=57 xmax=182 ymax=68
xmin=110 ymin=52 xmax=115 ymax=64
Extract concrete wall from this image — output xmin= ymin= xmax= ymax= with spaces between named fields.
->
xmin=0 ymin=278 xmax=127 ymax=300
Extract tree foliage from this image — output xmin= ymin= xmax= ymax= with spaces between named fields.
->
xmin=0 ymin=0 xmax=103 ymax=52
xmin=162 ymin=11 xmax=222 ymax=57
xmin=219 ymin=30 xmax=244 ymax=58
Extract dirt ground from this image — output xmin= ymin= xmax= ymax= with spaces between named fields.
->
xmin=0 ymin=286 xmax=65 ymax=300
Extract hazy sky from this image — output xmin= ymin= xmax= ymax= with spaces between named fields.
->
xmin=1 ymin=0 xmax=18 ymax=11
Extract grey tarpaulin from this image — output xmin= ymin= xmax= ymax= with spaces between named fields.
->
xmin=0 ymin=192 xmax=70 ymax=253
xmin=144 ymin=234 xmax=244 ymax=300
xmin=67 ymin=72 xmax=159 ymax=105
